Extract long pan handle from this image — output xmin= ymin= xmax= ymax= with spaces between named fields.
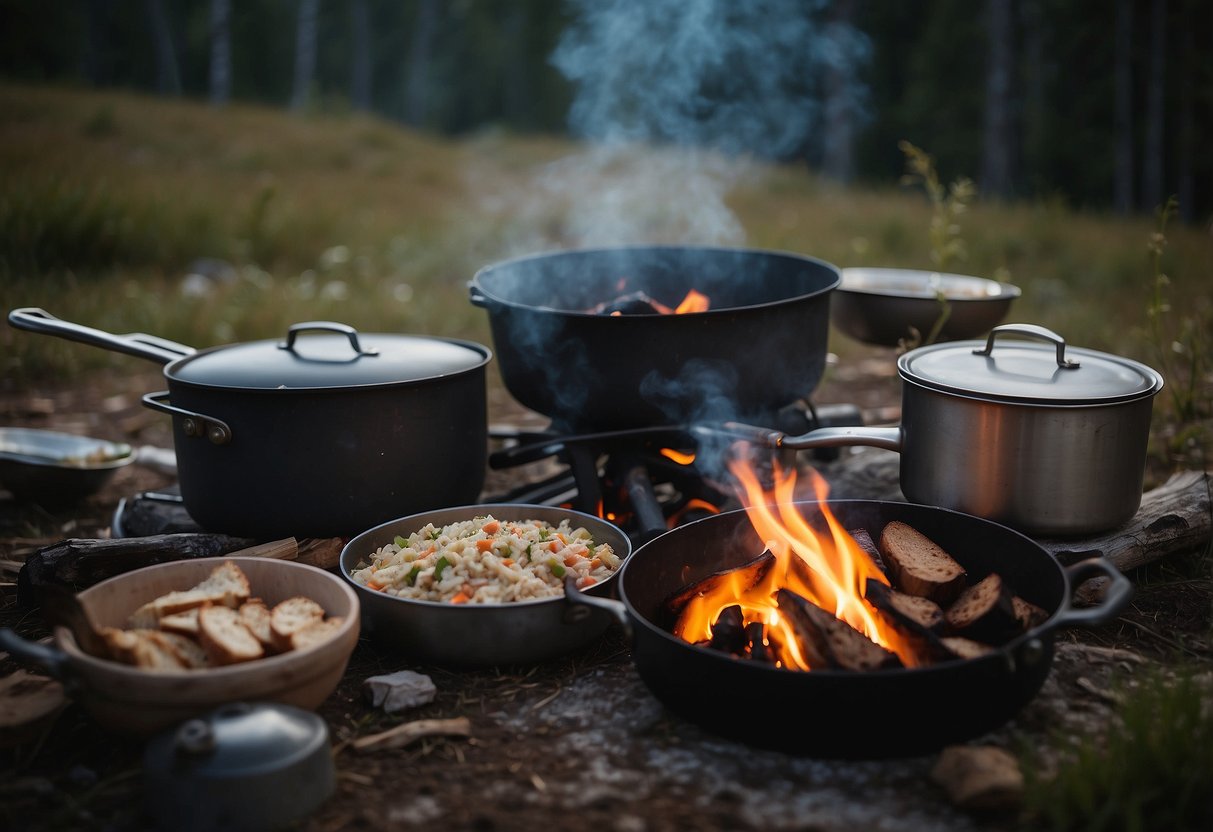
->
xmin=715 ymin=421 xmax=904 ymax=453
xmin=8 ymin=307 xmax=196 ymax=366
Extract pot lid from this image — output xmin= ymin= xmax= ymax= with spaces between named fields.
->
xmin=899 ymin=324 xmax=1164 ymax=405
xmin=167 ymin=322 xmax=490 ymax=390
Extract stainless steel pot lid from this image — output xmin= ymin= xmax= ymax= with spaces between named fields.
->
xmin=168 ymin=321 xmax=491 ymax=390
xmin=899 ymin=323 xmax=1164 ymax=405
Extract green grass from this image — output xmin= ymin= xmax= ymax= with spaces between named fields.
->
xmin=1020 ymin=664 xmax=1213 ymax=832
xmin=1 ymin=81 xmax=1209 ymax=469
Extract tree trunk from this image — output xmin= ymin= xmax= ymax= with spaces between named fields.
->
xmin=980 ymin=0 xmax=1015 ymax=199
xmin=209 ymin=0 xmax=231 ymax=106
xmin=84 ymin=0 xmax=112 ymax=87
xmin=1019 ymin=0 xmax=1045 ymax=186
xmin=350 ymin=0 xmax=372 ymax=111
xmin=821 ymin=0 xmax=859 ymax=184
xmin=1142 ymin=0 xmax=1166 ymax=211
xmin=292 ymin=0 xmax=321 ymax=112
xmin=1114 ymin=0 xmax=1134 ymax=214
xmin=1176 ymin=6 xmax=1194 ymax=222
xmin=404 ymin=0 xmax=439 ymax=127
xmin=145 ymin=0 xmax=180 ymax=95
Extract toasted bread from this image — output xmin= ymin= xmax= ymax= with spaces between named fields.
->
xmin=238 ymin=598 xmax=276 ymax=650
xmin=103 ymin=627 xmax=190 ymax=671
xmin=269 ymin=596 xmax=326 ymax=653
xmin=197 ymin=604 xmax=264 ymax=665
xmin=289 ymin=616 xmax=345 ymax=652
xmin=878 ymin=521 xmax=967 ymax=604
xmin=127 ymin=560 xmax=251 ymax=628
xmin=147 ymin=630 xmax=210 ymax=669
xmin=157 ymin=608 xmax=200 ymax=637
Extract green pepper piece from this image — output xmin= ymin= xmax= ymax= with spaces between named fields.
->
xmin=434 ymin=555 xmax=451 ymax=580
xmin=548 ymin=558 xmax=565 ymax=578
xmin=404 ymin=564 xmax=421 ymax=586
xmin=394 ymin=534 xmax=408 ymax=549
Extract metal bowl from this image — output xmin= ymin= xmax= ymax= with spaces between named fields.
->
xmin=0 ymin=427 xmax=134 ymax=503
xmin=340 ymin=504 xmax=632 ymax=667
xmin=832 ymin=268 xmax=1021 ymax=347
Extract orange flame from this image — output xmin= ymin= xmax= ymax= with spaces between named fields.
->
xmin=674 ymin=288 xmax=710 ymax=314
xmin=674 ymin=456 xmax=921 ymax=669
xmin=667 ymin=497 xmax=722 ymax=528
xmin=659 ymin=448 xmax=696 ymax=465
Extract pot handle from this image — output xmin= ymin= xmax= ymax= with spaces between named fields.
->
xmin=0 ymin=628 xmax=76 ymax=688
xmin=468 ymin=284 xmax=490 ymax=308
xmin=278 ymin=321 xmax=379 ymax=357
xmin=972 ymin=323 xmax=1081 ymax=369
xmin=142 ymin=391 xmax=233 ymax=445
xmin=8 ymin=307 xmax=195 ymax=366
xmin=714 ymin=422 xmax=903 ymax=453
xmin=1048 ymin=557 xmax=1134 ymax=630
xmin=562 ymin=578 xmax=633 ymax=639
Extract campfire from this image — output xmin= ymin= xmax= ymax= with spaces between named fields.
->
xmin=588 ymin=282 xmax=711 ymax=315
xmin=665 ymin=452 xmax=1048 ymax=671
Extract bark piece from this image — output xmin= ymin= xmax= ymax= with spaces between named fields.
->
xmin=775 ymin=588 xmax=902 ymax=672
xmin=944 ymin=574 xmax=1019 ymax=643
xmin=878 ymin=521 xmax=967 ymax=604
xmin=930 ymin=745 xmax=1024 ymax=811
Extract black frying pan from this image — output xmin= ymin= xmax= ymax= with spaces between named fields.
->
xmin=568 ymin=500 xmax=1131 ymax=758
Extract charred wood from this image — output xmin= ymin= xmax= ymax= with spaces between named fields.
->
xmin=663 ymin=549 xmax=774 ymax=625
xmin=775 ymin=588 xmax=902 ymax=672
xmin=709 ymin=605 xmax=747 ymax=655
xmin=745 ymin=621 xmax=774 ymax=664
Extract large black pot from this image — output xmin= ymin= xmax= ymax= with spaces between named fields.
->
xmin=8 ymin=309 xmax=491 ymax=539
xmin=469 ymin=246 xmax=839 ymax=430
xmin=567 ymin=499 xmax=1132 ymax=758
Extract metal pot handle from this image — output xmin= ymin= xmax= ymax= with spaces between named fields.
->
xmin=711 ymin=422 xmax=903 ymax=453
xmin=0 ymin=628 xmax=76 ymax=689
xmin=8 ymin=307 xmax=195 ymax=366
xmin=278 ymin=321 xmax=379 ymax=357
xmin=1048 ymin=557 xmax=1134 ymax=630
xmin=972 ymin=323 xmax=1081 ymax=369
xmin=468 ymin=285 xmax=490 ymax=308
xmin=142 ymin=391 xmax=233 ymax=445
xmin=562 ymin=578 xmax=633 ymax=639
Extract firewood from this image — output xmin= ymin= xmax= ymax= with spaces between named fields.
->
xmin=709 ymin=605 xmax=747 ymax=655
xmin=864 ymin=578 xmax=944 ymax=632
xmin=775 ymin=588 xmax=902 ymax=672
xmin=944 ymin=574 xmax=1019 ymax=643
xmin=663 ymin=549 xmax=775 ymax=623
xmin=938 ymin=637 xmax=995 ymax=661
xmin=848 ymin=527 xmax=885 ymax=571
xmin=878 ymin=521 xmax=967 ymax=604
xmin=1011 ymin=596 xmax=1048 ymax=631
xmin=744 ymin=621 xmax=774 ymax=664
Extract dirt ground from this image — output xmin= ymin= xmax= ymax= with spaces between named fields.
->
xmin=1 ymin=364 xmax=1210 ymax=831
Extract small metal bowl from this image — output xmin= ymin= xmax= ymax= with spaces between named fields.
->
xmin=833 ymin=268 xmax=1021 ymax=347
xmin=0 ymin=427 xmax=134 ymax=504
xmin=341 ymin=504 xmax=632 ymax=667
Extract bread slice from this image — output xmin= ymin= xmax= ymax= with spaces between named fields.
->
xmin=289 ymin=616 xmax=345 ymax=652
xmin=878 ymin=521 xmax=967 ymax=604
xmin=197 ymin=604 xmax=264 ymax=665
xmin=1011 ymin=595 xmax=1049 ymax=631
xmin=147 ymin=630 xmax=210 ymax=669
xmin=939 ymin=636 xmax=995 ymax=661
xmin=269 ymin=596 xmax=326 ymax=653
xmin=102 ymin=628 xmax=190 ymax=671
xmin=944 ymin=573 xmax=1018 ymax=642
xmin=127 ymin=560 xmax=251 ymax=628
xmin=238 ymin=598 xmax=276 ymax=651
xmin=157 ymin=608 xmax=200 ymax=637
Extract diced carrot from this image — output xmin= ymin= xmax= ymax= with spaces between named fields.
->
xmin=589 ymin=557 xmax=602 ymax=569
xmin=501 ymin=559 xmax=515 ymax=566
xmin=549 ymin=541 xmax=561 ymax=553
xmin=476 ymin=539 xmax=494 ymax=552
xmin=451 ymin=591 xmax=470 ymax=604
xmin=563 ymin=554 xmax=582 ymax=567
xmin=576 ymin=576 xmax=596 ymax=588
xmin=366 ymin=581 xmax=384 ymax=591
xmin=482 ymin=519 xmax=500 ymax=535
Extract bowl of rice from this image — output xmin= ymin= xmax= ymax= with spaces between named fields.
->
xmin=340 ymin=504 xmax=632 ymax=666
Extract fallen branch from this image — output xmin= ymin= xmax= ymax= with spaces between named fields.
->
xmin=351 ymin=717 xmax=472 ymax=752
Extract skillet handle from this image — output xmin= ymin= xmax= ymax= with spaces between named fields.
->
xmin=562 ymin=578 xmax=633 ymax=639
xmin=1049 ymin=557 xmax=1134 ymax=630
xmin=8 ymin=307 xmax=195 ymax=366
xmin=0 ymin=628 xmax=76 ymax=688
xmin=716 ymin=422 xmax=903 ymax=453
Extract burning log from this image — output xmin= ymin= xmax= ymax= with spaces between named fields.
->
xmin=709 ymin=605 xmax=747 ymax=655
xmin=744 ymin=621 xmax=775 ymax=664
xmin=775 ymin=588 xmax=902 ymax=672
xmin=878 ymin=521 xmax=967 ymax=604
xmin=943 ymin=573 xmax=1020 ymax=643
xmin=848 ymin=527 xmax=885 ymax=571
xmin=588 ymin=291 xmax=666 ymax=315
xmin=662 ymin=549 xmax=775 ymax=623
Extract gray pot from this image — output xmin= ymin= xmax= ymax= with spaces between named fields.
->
xmin=339 ymin=504 xmax=633 ymax=666
xmin=728 ymin=324 xmax=1164 ymax=536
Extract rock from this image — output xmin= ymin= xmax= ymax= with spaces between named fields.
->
xmin=929 ymin=744 xmax=1024 ymax=811
xmin=363 ymin=669 xmax=437 ymax=713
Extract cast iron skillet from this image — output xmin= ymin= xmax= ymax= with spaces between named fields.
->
xmin=567 ymin=500 xmax=1132 ymax=758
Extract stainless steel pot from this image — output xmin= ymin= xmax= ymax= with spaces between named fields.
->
xmin=724 ymin=324 xmax=1164 ymax=536
xmin=339 ymin=504 xmax=633 ymax=666
xmin=8 ymin=308 xmax=492 ymax=539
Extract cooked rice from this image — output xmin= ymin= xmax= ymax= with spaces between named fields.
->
xmin=350 ymin=514 xmax=621 ymax=604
